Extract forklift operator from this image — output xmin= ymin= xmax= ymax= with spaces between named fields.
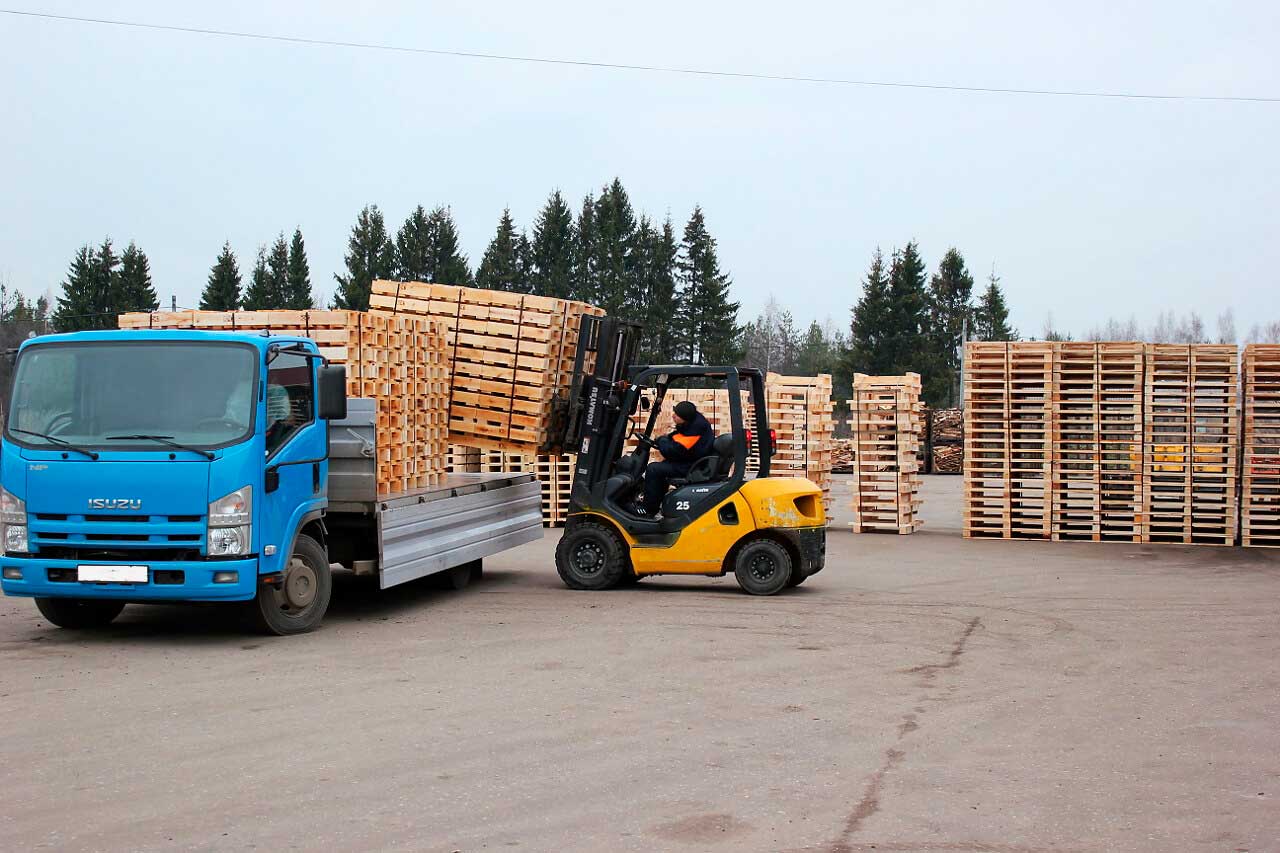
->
xmin=640 ymin=400 xmax=715 ymax=515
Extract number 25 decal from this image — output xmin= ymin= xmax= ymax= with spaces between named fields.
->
xmin=675 ymin=500 xmax=690 ymax=511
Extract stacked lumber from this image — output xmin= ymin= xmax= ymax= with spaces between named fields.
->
xmin=459 ymin=447 xmax=577 ymax=527
xmin=367 ymin=280 xmax=604 ymax=451
xmin=767 ymin=374 xmax=835 ymax=513
xmin=929 ymin=407 xmax=963 ymax=474
xmin=848 ymin=373 xmax=923 ymax=534
xmin=118 ymin=309 xmax=449 ymax=496
xmin=1242 ymin=345 xmax=1280 ymax=547
xmin=963 ymin=343 xmax=1012 ymax=538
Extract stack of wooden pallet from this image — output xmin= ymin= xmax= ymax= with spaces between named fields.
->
xmin=963 ymin=343 xmax=1012 ymax=538
xmin=929 ymin=408 xmax=963 ymax=474
xmin=1097 ymin=343 xmax=1145 ymax=541
xmin=1188 ymin=345 xmax=1238 ymax=544
xmin=848 ymin=373 xmax=923 ymax=534
xmin=367 ymin=280 xmax=603 ymax=451
xmin=118 ymin=309 xmax=450 ymax=496
xmin=1242 ymin=344 xmax=1280 ymax=547
xmin=449 ymin=446 xmax=577 ymax=527
xmin=1008 ymin=343 xmax=1054 ymax=539
xmin=767 ymin=374 xmax=835 ymax=513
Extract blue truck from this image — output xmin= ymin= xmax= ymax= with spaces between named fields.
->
xmin=0 ymin=329 xmax=543 ymax=634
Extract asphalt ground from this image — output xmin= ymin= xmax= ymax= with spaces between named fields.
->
xmin=1 ymin=475 xmax=1277 ymax=852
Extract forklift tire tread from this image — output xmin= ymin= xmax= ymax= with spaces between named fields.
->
xmin=556 ymin=521 xmax=629 ymax=590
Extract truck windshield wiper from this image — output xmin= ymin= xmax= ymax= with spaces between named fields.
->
xmin=106 ymin=434 xmax=216 ymax=460
xmin=8 ymin=427 xmax=100 ymax=460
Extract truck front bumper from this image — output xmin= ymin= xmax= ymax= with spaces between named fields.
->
xmin=0 ymin=556 xmax=260 ymax=602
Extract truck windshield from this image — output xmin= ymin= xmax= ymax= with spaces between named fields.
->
xmin=6 ymin=341 xmax=258 ymax=451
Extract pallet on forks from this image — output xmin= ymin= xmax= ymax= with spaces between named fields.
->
xmin=1242 ymin=344 xmax=1280 ymax=547
xmin=367 ymin=280 xmax=603 ymax=453
xmin=848 ymin=373 xmax=923 ymax=534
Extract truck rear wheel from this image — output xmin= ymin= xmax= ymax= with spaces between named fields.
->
xmin=556 ymin=522 xmax=627 ymax=590
xmin=252 ymin=534 xmax=332 ymax=635
xmin=733 ymin=539 xmax=793 ymax=596
xmin=34 ymin=597 xmax=125 ymax=629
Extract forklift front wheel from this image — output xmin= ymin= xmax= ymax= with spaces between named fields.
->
xmin=556 ymin=522 xmax=628 ymax=590
xmin=733 ymin=539 xmax=793 ymax=596
xmin=251 ymin=534 xmax=332 ymax=635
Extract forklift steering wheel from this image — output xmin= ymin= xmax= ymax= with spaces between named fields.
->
xmin=630 ymin=430 xmax=658 ymax=450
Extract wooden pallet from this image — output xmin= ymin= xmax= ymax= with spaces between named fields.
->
xmin=1097 ymin=343 xmax=1144 ymax=542
xmin=1241 ymin=345 xmax=1279 ymax=547
xmin=368 ymin=280 xmax=603 ymax=452
xmin=849 ymin=374 xmax=923 ymax=534
xmin=963 ymin=343 xmax=1011 ymax=538
xmin=455 ymin=445 xmax=577 ymax=527
xmin=118 ymin=309 xmax=450 ymax=496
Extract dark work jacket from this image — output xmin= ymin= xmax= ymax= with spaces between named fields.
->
xmin=655 ymin=413 xmax=715 ymax=474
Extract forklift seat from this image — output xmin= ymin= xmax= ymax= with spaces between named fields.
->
xmin=670 ymin=434 xmax=735 ymax=487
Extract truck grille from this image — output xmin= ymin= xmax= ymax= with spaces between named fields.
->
xmin=30 ymin=513 xmax=206 ymax=558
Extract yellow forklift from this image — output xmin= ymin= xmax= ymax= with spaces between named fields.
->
xmin=547 ymin=317 xmax=826 ymax=594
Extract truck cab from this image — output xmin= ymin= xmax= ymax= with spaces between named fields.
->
xmin=0 ymin=329 xmax=542 ymax=634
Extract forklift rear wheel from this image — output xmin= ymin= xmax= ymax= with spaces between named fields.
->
xmin=733 ymin=539 xmax=793 ymax=596
xmin=34 ymin=597 xmax=126 ymax=629
xmin=556 ymin=522 xmax=628 ymax=590
xmin=252 ymin=534 xmax=332 ymax=635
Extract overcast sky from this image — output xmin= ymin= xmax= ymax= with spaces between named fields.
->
xmin=1 ymin=1 xmax=1277 ymax=338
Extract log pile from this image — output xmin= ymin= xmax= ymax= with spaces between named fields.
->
xmin=929 ymin=407 xmax=963 ymax=474
xmin=1242 ymin=344 xmax=1280 ymax=547
xmin=831 ymin=438 xmax=856 ymax=473
xmin=367 ymin=280 xmax=603 ymax=451
xmin=848 ymin=373 xmax=924 ymax=534
xmin=118 ymin=309 xmax=449 ymax=496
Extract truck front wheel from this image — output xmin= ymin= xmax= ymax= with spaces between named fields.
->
xmin=34 ymin=597 xmax=125 ymax=629
xmin=252 ymin=534 xmax=332 ymax=635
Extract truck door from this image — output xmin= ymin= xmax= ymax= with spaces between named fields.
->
xmin=260 ymin=350 xmax=326 ymax=573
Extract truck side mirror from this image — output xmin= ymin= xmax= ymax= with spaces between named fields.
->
xmin=317 ymin=365 xmax=347 ymax=421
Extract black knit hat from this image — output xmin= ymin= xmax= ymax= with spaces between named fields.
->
xmin=673 ymin=400 xmax=698 ymax=422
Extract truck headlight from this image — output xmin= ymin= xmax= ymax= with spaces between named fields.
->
xmin=208 ymin=526 xmax=250 ymax=556
xmin=1 ymin=487 xmax=28 ymax=556
xmin=208 ymin=486 xmax=251 ymax=555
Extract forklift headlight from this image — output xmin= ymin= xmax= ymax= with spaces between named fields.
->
xmin=209 ymin=485 xmax=252 ymax=527
xmin=3 ymin=524 xmax=28 ymax=555
xmin=208 ymin=525 xmax=250 ymax=556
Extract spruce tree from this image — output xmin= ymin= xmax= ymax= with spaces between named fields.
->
xmin=242 ymin=247 xmax=273 ymax=310
xmin=476 ymin=208 xmax=527 ymax=292
xmin=635 ymin=216 xmax=678 ymax=363
xmin=591 ymin=178 xmax=638 ymax=321
xmin=426 ymin=206 xmax=472 ymax=286
xmin=529 ymin=190 xmax=574 ymax=299
xmin=884 ymin=242 xmax=930 ymax=375
xmin=201 ymin=242 xmax=242 ymax=310
xmin=334 ymin=205 xmax=394 ymax=310
xmin=925 ymin=247 xmax=975 ymax=405
xmin=846 ymin=247 xmax=893 ymax=376
xmin=572 ymin=193 xmax=598 ymax=304
xmin=675 ymin=206 xmax=740 ymax=364
xmin=52 ymin=245 xmax=99 ymax=332
xmin=263 ymin=234 xmax=290 ymax=308
xmin=394 ymin=205 xmax=433 ymax=282
xmin=286 ymin=228 xmax=312 ymax=309
xmin=974 ymin=270 xmax=1017 ymax=341
xmin=796 ymin=320 xmax=835 ymax=376
xmin=115 ymin=242 xmax=159 ymax=314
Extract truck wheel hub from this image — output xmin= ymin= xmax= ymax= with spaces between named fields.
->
xmin=283 ymin=557 xmax=317 ymax=609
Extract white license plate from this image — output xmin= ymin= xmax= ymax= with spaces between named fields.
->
xmin=78 ymin=565 xmax=149 ymax=583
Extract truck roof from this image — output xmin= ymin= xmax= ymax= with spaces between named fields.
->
xmin=18 ymin=328 xmax=316 ymax=351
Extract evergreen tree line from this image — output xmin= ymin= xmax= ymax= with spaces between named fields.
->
xmin=201 ymin=229 xmax=313 ymax=311
xmin=50 ymin=238 xmax=159 ymax=331
xmin=332 ymin=179 xmax=739 ymax=365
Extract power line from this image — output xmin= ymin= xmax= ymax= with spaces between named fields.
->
xmin=2 ymin=7 xmax=1277 ymax=104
